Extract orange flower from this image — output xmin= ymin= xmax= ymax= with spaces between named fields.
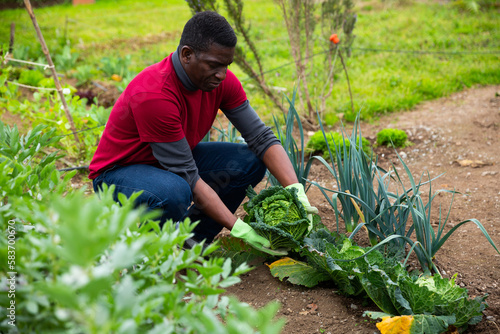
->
xmin=329 ymin=33 xmax=340 ymax=44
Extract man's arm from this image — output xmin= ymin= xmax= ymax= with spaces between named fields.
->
xmin=150 ymin=139 xmax=279 ymax=254
xmin=223 ymin=101 xmax=298 ymax=186
xmin=192 ymin=178 xmax=237 ymax=229
xmin=262 ymin=144 xmax=299 ymax=187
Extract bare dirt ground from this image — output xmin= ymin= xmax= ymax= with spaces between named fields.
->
xmin=225 ymin=85 xmax=500 ymax=334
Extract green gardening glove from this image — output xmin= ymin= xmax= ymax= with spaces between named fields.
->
xmin=230 ymin=219 xmax=288 ymax=256
xmin=285 ymin=183 xmax=318 ymax=231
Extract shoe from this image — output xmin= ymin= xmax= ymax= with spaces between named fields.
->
xmin=183 ymin=236 xmax=210 ymax=253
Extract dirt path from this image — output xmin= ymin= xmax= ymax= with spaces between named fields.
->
xmin=226 ymin=85 xmax=500 ymax=334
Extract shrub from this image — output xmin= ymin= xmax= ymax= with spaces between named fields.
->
xmin=307 ymin=130 xmax=372 ymax=160
xmin=376 ymin=128 xmax=409 ymax=148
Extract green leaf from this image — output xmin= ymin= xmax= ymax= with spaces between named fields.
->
xmin=210 ymin=235 xmax=267 ymax=270
xmin=410 ymin=314 xmax=455 ymax=334
xmin=267 ymin=257 xmax=330 ymax=287
xmin=359 ymin=267 xmax=399 ymax=315
xmin=35 ymin=282 xmax=80 ymax=309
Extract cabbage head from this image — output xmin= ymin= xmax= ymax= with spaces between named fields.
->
xmin=243 ymin=185 xmax=310 ymax=250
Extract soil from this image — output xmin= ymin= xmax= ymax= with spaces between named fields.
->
xmin=224 ymin=85 xmax=500 ymax=334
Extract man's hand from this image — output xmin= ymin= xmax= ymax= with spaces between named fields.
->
xmin=230 ymin=219 xmax=287 ymax=256
xmin=286 ymin=183 xmax=318 ymax=231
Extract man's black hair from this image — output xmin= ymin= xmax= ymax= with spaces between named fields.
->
xmin=179 ymin=11 xmax=237 ymax=54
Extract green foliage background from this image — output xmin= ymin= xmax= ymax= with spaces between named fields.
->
xmin=0 ymin=0 xmax=498 ymax=122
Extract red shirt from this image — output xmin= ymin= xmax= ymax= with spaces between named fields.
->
xmin=88 ymin=53 xmax=247 ymax=179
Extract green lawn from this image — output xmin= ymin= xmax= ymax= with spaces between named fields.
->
xmin=1 ymin=0 xmax=498 ymax=122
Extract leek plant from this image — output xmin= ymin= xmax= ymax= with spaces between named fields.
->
xmin=311 ymin=114 xmax=382 ymax=245
xmin=202 ymin=119 xmax=244 ymax=143
xmin=397 ymin=157 xmax=500 ymax=274
xmin=311 ymin=114 xmax=500 ymax=273
xmin=267 ymin=90 xmax=314 ymax=191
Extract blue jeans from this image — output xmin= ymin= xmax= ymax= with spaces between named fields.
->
xmin=93 ymin=142 xmax=267 ymax=242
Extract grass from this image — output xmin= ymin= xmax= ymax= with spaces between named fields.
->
xmin=0 ymin=0 xmax=498 ymax=122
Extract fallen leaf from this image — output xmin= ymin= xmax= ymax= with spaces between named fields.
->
xmin=455 ymin=160 xmax=491 ymax=168
xmin=306 ymin=303 xmax=318 ymax=312
xmin=376 ymin=315 xmax=413 ymax=334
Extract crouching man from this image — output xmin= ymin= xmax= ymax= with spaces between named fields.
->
xmin=89 ymin=11 xmax=316 ymax=254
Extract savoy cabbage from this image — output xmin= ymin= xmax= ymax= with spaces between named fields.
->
xmin=243 ymin=185 xmax=310 ymax=250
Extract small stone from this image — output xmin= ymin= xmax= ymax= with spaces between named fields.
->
xmin=350 ymin=303 xmax=358 ymax=310
xmin=486 ymin=316 xmax=496 ymax=321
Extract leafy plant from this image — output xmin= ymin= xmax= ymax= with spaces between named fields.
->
xmin=310 ymin=112 xmax=500 ymax=272
xmin=37 ymin=77 xmax=56 ymax=88
xmin=268 ymin=90 xmax=314 ymax=190
xmin=310 ymin=114 xmax=380 ymax=239
xmin=396 ymin=165 xmax=500 ymax=273
xmin=114 ymin=74 xmax=134 ymax=93
xmin=211 ymin=235 xmax=270 ymax=270
xmin=0 ymin=123 xmax=285 ymax=334
xmin=376 ymin=128 xmax=409 ymax=148
xmin=307 ymin=129 xmax=372 ymax=160
xmin=54 ymin=44 xmax=79 ymax=72
xmin=363 ymin=272 xmax=488 ymax=332
xmin=17 ymin=69 xmax=45 ymax=87
xmin=73 ymin=64 xmax=97 ymax=87
xmin=0 ymin=121 xmax=74 ymax=203
xmin=243 ymin=185 xmax=311 ymax=251
xmin=99 ymin=55 xmax=131 ymax=79
xmin=6 ymin=88 xmax=110 ymax=161
xmin=204 ymin=116 xmax=245 ymax=143
xmin=267 ymin=227 xmax=488 ymax=333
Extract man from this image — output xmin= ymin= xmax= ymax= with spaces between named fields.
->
xmin=89 ymin=11 xmax=316 ymax=254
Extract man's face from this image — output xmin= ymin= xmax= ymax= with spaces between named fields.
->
xmin=181 ymin=43 xmax=235 ymax=92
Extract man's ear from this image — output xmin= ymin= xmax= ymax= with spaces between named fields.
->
xmin=180 ymin=46 xmax=194 ymax=64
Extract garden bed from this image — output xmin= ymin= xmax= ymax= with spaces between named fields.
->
xmin=224 ymin=85 xmax=500 ymax=333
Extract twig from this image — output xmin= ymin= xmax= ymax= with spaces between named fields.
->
xmin=3 ymin=56 xmax=53 ymax=69
xmin=338 ymin=49 xmax=354 ymax=115
xmin=6 ymin=81 xmax=58 ymax=91
xmin=23 ymin=0 xmax=80 ymax=146
xmin=9 ymin=23 xmax=15 ymax=54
